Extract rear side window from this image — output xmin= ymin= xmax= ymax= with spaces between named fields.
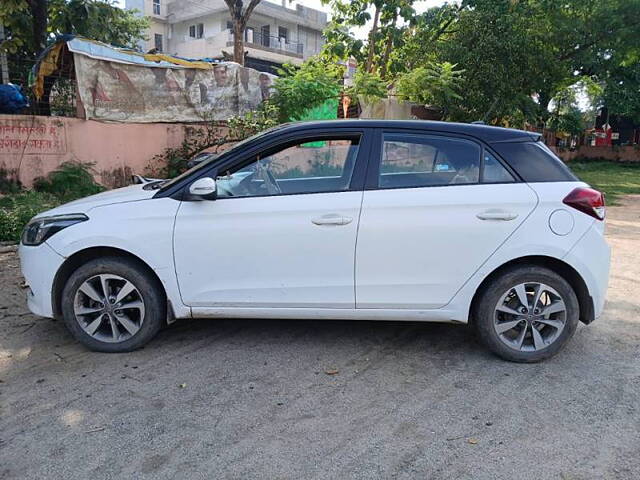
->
xmin=379 ymin=134 xmax=480 ymax=188
xmin=482 ymin=151 xmax=515 ymax=183
xmin=491 ymin=141 xmax=577 ymax=182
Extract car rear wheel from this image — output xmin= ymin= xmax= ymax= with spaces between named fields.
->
xmin=61 ymin=257 xmax=165 ymax=352
xmin=474 ymin=265 xmax=580 ymax=362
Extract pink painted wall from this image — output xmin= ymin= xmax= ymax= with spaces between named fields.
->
xmin=552 ymin=145 xmax=640 ymax=163
xmin=0 ymin=114 xmax=227 ymax=188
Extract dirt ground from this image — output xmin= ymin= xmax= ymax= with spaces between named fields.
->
xmin=0 ymin=197 xmax=639 ymax=480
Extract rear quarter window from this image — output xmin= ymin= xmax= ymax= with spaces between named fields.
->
xmin=491 ymin=141 xmax=577 ymax=182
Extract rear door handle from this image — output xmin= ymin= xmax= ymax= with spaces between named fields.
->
xmin=477 ymin=210 xmax=518 ymax=221
xmin=312 ymin=214 xmax=353 ymax=226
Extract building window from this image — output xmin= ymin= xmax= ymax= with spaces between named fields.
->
xmin=278 ymin=26 xmax=288 ymax=42
xmin=226 ymin=21 xmax=233 ymax=31
xmin=153 ymin=0 xmax=160 ymax=15
xmin=154 ymin=33 xmax=163 ymax=52
xmin=261 ymin=25 xmax=270 ymax=47
xmin=190 ymin=24 xmax=204 ymax=39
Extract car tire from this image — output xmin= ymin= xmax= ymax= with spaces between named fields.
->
xmin=61 ymin=256 xmax=166 ymax=353
xmin=473 ymin=265 xmax=580 ymax=363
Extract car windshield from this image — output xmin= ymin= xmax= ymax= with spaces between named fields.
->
xmin=157 ymin=125 xmax=286 ymax=192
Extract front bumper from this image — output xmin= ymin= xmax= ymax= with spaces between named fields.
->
xmin=18 ymin=242 xmax=66 ymax=318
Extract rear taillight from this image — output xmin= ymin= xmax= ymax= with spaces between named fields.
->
xmin=563 ymin=187 xmax=606 ymax=220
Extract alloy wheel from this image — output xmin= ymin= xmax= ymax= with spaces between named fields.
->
xmin=73 ymin=274 xmax=145 ymax=343
xmin=493 ymin=282 xmax=567 ymax=352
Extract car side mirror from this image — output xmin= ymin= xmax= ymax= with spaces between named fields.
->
xmin=188 ymin=177 xmax=217 ymax=200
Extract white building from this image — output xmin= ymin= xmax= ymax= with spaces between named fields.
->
xmin=125 ymin=0 xmax=327 ymax=73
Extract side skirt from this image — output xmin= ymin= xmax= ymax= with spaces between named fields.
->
xmin=189 ymin=307 xmax=466 ymax=323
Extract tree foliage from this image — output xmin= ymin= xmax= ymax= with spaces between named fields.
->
xmin=0 ymin=0 xmax=148 ymax=58
xmin=270 ymin=59 xmax=344 ymax=122
xmin=546 ymin=86 xmax=585 ymax=136
xmin=395 ymin=62 xmax=464 ymax=119
xmin=348 ymin=70 xmax=387 ymax=104
xmin=320 ymin=0 xmax=640 ymax=125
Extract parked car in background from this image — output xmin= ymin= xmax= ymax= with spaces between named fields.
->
xmin=19 ymin=120 xmax=610 ymax=362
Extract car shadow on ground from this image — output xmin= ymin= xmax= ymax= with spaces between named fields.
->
xmin=155 ymin=316 xmax=485 ymax=359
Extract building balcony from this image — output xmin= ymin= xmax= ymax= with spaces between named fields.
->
xmin=227 ymin=30 xmax=303 ymax=58
xmin=172 ymin=30 xmax=304 ymax=64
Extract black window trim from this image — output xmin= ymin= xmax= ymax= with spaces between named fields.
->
xmin=364 ymin=128 xmax=523 ymax=191
xmin=178 ymin=129 xmax=373 ymax=201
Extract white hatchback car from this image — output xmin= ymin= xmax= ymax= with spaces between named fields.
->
xmin=19 ymin=120 xmax=610 ymax=362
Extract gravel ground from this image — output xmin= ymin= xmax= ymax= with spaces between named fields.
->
xmin=0 ymin=196 xmax=639 ymax=480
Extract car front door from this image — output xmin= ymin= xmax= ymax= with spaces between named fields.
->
xmin=355 ymin=130 xmax=538 ymax=309
xmin=173 ymin=130 xmax=370 ymax=309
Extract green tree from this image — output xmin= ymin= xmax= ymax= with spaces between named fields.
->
xmin=321 ymin=0 xmax=415 ymax=75
xmin=223 ymin=0 xmax=262 ymax=66
xmin=601 ymin=57 xmax=640 ymax=123
xmin=546 ymin=86 xmax=585 ymax=137
xmin=395 ymin=61 xmax=464 ymax=119
xmin=1 ymin=0 xmax=148 ymax=114
xmin=0 ymin=0 xmax=148 ymax=58
xmin=348 ymin=70 xmax=387 ymax=105
xmin=320 ymin=0 xmax=640 ymax=126
xmin=270 ymin=59 xmax=344 ymax=122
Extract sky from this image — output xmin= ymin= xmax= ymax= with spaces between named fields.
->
xmin=116 ymin=0 xmax=448 ymax=40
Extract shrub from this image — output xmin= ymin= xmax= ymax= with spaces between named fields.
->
xmin=0 ymin=168 xmax=21 ymax=194
xmin=33 ymin=162 xmax=104 ymax=201
xmin=0 ymin=162 xmax=103 ymax=243
xmin=149 ymin=123 xmax=229 ymax=179
xmin=0 ymin=192 xmax=61 ymax=243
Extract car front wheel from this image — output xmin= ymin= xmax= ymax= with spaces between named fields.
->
xmin=61 ymin=256 xmax=166 ymax=353
xmin=474 ymin=265 xmax=580 ymax=363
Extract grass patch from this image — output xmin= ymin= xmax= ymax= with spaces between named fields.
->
xmin=0 ymin=162 xmax=103 ymax=243
xmin=568 ymin=160 xmax=640 ymax=205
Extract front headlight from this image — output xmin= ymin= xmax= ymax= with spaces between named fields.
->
xmin=21 ymin=214 xmax=88 ymax=246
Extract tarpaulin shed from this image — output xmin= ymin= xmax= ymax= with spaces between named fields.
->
xmin=31 ymin=36 xmax=276 ymax=123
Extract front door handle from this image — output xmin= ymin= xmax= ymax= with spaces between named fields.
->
xmin=477 ymin=210 xmax=519 ymax=221
xmin=312 ymin=214 xmax=353 ymax=226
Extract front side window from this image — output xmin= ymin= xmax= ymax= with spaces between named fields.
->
xmin=216 ymin=137 xmax=360 ymax=198
xmin=153 ymin=0 xmax=161 ymax=15
xmin=379 ymin=134 xmax=480 ymax=188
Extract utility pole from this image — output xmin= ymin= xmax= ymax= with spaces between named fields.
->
xmin=0 ymin=23 xmax=9 ymax=83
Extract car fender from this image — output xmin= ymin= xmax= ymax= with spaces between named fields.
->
xmin=45 ymin=198 xmax=190 ymax=319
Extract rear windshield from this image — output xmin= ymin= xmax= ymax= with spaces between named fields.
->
xmin=491 ymin=141 xmax=577 ymax=182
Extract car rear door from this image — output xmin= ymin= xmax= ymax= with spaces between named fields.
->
xmin=355 ymin=129 xmax=538 ymax=309
xmin=173 ymin=128 xmax=371 ymax=309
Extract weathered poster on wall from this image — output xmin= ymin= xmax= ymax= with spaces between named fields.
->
xmin=74 ymin=55 xmax=275 ymax=123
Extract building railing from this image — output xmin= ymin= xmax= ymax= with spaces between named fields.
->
xmin=228 ymin=30 xmax=303 ymax=56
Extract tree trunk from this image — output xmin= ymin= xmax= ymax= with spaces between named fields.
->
xmin=538 ymin=91 xmax=552 ymax=127
xmin=233 ymin=18 xmax=245 ymax=65
xmin=0 ymin=23 xmax=9 ymax=83
xmin=379 ymin=11 xmax=398 ymax=79
xmin=28 ymin=0 xmax=48 ymax=55
xmin=364 ymin=5 xmax=381 ymax=73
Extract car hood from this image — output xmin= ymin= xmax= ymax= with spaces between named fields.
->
xmin=35 ymin=184 xmax=158 ymax=218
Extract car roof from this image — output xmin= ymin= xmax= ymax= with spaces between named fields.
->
xmin=273 ymin=120 xmax=540 ymax=144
